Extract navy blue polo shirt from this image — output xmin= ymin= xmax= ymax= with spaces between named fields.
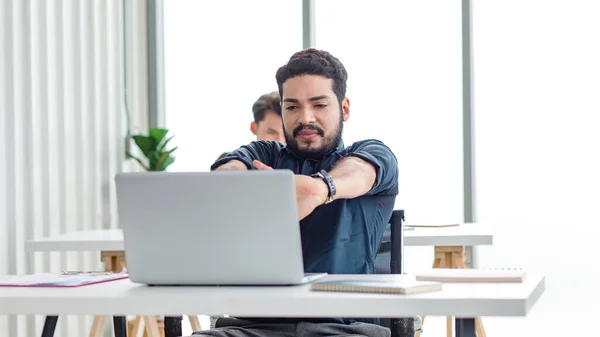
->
xmin=210 ymin=139 xmax=399 ymax=325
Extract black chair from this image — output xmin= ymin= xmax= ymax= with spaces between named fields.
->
xmin=375 ymin=209 xmax=415 ymax=337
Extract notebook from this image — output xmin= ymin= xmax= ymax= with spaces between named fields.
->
xmin=404 ymin=223 xmax=460 ymax=228
xmin=0 ymin=270 xmax=129 ymax=288
xmin=415 ymin=268 xmax=525 ymax=283
xmin=310 ymin=277 xmax=442 ymax=295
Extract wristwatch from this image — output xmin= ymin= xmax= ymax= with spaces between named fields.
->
xmin=311 ymin=169 xmax=336 ymax=204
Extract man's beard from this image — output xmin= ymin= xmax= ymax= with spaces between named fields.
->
xmin=284 ymin=116 xmax=343 ymax=160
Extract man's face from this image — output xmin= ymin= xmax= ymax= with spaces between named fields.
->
xmin=281 ymin=75 xmax=350 ymax=158
xmin=250 ymin=110 xmax=285 ymax=143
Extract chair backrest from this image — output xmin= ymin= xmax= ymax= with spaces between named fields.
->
xmin=374 ymin=209 xmax=405 ymax=274
xmin=375 ymin=210 xmax=415 ymax=337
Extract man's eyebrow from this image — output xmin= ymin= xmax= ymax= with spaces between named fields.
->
xmin=309 ymin=95 xmax=331 ymax=101
xmin=283 ymin=95 xmax=331 ymax=103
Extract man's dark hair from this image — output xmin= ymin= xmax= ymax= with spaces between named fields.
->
xmin=252 ymin=91 xmax=282 ymax=123
xmin=275 ymin=48 xmax=348 ymax=106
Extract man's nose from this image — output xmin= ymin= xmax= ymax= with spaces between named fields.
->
xmin=298 ymin=107 xmax=317 ymax=125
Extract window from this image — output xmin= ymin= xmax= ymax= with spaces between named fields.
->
xmin=164 ymin=0 xmax=302 ymax=172
xmin=315 ymin=0 xmax=464 ymax=224
xmin=473 ymin=1 xmax=600 ymax=334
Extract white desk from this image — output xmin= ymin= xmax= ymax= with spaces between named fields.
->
xmin=25 ymin=224 xmax=493 ymax=253
xmin=23 ymin=225 xmax=495 ymax=336
xmin=403 ymin=224 xmax=493 ymax=247
xmin=25 ymin=229 xmax=124 ymax=252
xmin=0 ymin=274 xmax=545 ymax=337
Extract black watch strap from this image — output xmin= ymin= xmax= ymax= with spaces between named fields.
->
xmin=311 ymin=169 xmax=336 ymax=204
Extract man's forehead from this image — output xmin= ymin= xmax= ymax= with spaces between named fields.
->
xmin=281 ymin=75 xmax=334 ymax=100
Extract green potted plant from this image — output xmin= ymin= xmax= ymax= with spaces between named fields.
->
xmin=126 ymin=127 xmax=177 ymax=171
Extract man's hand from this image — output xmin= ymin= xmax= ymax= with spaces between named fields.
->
xmin=252 ymin=160 xmax=273 ymax=171
xmin=253 ymin=160 xmax=328 ymax=221
xmin=294 ymin=175 xmax=328 ymax=221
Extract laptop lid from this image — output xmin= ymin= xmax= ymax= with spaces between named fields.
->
xmin=115 ymin=170 xmax=306 ymax=285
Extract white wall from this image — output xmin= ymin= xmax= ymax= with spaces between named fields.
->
xmin=0 ymin=0 xmax=149 ymax=336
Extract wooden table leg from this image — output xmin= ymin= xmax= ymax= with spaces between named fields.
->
xmin=416 ymin=256 xmax=443 ymax=337
xmin=86 ymin=251 xmax=128 ymax=337
xmin=89 ymin=316 xmax=105 ymax=337
xmin=100 ymin=251 xmax=163 ymax=337
xmin=418 ymin=246 xmax=487 ymax=337
xmin=434 ymin=246 xmax=486 ymax=337
xmin=130 ymin=316 xmax=145 ymax=337
xmin=143 ymin=316 xmax=162 ymax=337
xmin=475 ymin=317 xmax=487 ymax=337
xmin=188 ymin=315 xmax=202 ymax=332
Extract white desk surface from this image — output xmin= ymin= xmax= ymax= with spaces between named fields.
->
xmin=403 ymin=223 xmax=493 ymax=247
xmin=25 ymin=224 xmax=493 ymax=253
xmin=0 ymin=274 xmax=544 ymax=318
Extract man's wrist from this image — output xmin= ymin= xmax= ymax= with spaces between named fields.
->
xmin=215 ymin=160 xmax=247 ymax=171
xmin=314 ymin=177 xmax=330 ymax=205
xmin=311 ymin=170 xmax=336 ymax=204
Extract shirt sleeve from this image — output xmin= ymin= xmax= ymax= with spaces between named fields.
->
xmin=210 ymin=141 xmax=281 ymax=171
xmin=344 ymin=139 xmax=399 ymax=196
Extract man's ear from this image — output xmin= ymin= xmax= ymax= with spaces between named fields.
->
xmin=250 ymin=122 xmax=258 ymax=135
xmin=341 ymin=97 xmax=350 ymax=122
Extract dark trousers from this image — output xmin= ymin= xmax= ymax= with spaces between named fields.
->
xmin=190 ymin=317 xmax=391 ymax=337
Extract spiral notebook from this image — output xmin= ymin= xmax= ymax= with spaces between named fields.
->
xmin=310 ymin=277 xmax=442 ymax=295
xmin=404 ymin=223 xmax=460 ymax=228
xmin=415 ymin=268 xmax=525 ymax=283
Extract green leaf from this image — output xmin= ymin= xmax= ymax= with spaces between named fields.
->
xmin=129 ymin=128 xmax=177 ymax=171
xmin=132 ymin=135 xmax=157 ymax=157
xmin=126 ymin=152 xmax=150 ymax=171
xmin=158 ymin=155 xmax=175 ymax=171
xmin=153 ymin=152 xmax=170 ymax=171
xmin=157 ymin=136 xmax=174 ymax=152
xmin=149 ymin=128 xmax=169 ymax=145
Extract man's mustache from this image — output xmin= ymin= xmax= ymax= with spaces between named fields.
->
xmin=293 ymin=124 xmax=325 ymax=137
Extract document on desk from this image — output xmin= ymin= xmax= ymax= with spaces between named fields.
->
xmin=0 ymin=270 xmax=128 ymax=287
xmin=310 ymin=278 xmax=442 ymax=295
xmin=404 ymin=223 xmax=460 ymax=228
xmin=415 ymin=268 xmax=525 ymax=283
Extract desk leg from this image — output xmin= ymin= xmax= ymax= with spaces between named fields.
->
xmin=41 ymin=316 xmax=58 ymax=337
xmin=164 ymin=316 xmax=183 ymax=337
xmin=455 ymin=318 xmax=476 ymax=337
xmin=113 ymin=316 xmax=128 ymax=337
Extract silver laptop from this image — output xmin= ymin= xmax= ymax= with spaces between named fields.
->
xmin=115 ymin=170 xmax=326 ymax=285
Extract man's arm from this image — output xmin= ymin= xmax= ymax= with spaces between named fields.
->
xmin=323 ymin=139 xmax=399 ymax=201
xmin=214 ymin=160 xmax=248 ymax=171
xmin=210 ymin=141 xmax=282 ymax=171
xmin=328 ymin=156 xmax=376 ymax=199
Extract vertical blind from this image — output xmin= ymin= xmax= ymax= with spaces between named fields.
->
xmin=0 ymin=0 xmax=149 ymax=336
